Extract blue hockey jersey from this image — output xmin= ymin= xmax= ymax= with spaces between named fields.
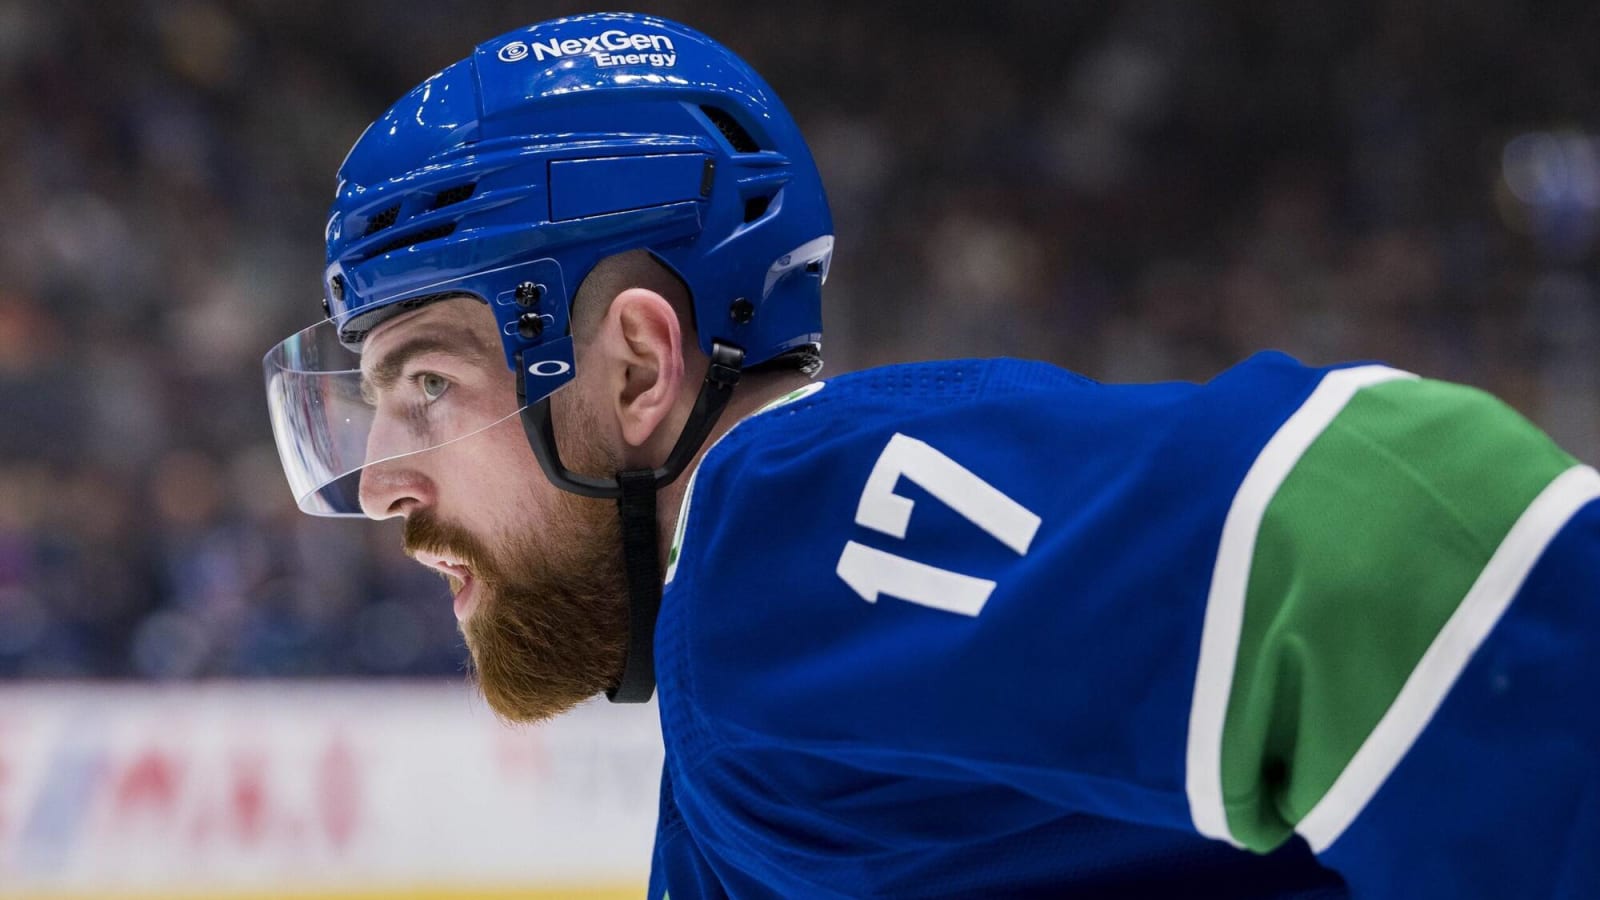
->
xmin=646 ymin=353 xmax=1600 ymax=899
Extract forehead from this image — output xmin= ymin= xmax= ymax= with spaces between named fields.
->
xmin=361 ymin=296 xmax=501 ymax=366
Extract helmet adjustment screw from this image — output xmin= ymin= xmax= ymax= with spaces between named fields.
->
xmin=517 ymin=312 xmax=545 ymax=339
xmin=515 ymin=281 xmax=544 ymax=306
xmin=729 ymin=298 xmax=754 ymax=324
xmin=324 ymin=274 xmax=344 ymax=317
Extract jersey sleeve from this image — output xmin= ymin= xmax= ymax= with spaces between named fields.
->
xmin=1194 ymin=370 xmax=1600 ymax=897
xmin=662 ymin=363 xmax=1600 ymax=897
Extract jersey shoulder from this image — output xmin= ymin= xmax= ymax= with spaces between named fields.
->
xmin=668 ymin=352 xmax=1328 ymax=585
xmin=655 ymin=353 xmax=1330 ymax=726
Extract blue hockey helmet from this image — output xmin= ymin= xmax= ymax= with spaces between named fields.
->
xmin=264 ymin=12 xmax=834 ymax=515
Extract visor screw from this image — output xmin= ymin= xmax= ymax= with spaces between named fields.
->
xmin=729 ymin=297 xmax=754 ymax=324
xmin=515 ymin=281 xmax=545 ymax=306
xmin=517 ymin=312 xmax=545 ymax=339
xmin=324 ymin=274 xmax=345 ymax=317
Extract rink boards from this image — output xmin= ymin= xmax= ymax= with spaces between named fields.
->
xmin=0 ymin=682 xmax=661 ymax=899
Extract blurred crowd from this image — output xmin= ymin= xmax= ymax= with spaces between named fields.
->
xmin=1 ymin=1 xmax=1597 ymax=678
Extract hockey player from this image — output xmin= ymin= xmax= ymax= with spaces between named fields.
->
xmin=262 ymin=13 xmax=1600 ymax=898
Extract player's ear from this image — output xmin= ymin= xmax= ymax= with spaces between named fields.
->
xmin=598 ymin=287 xmax=686 ymax=453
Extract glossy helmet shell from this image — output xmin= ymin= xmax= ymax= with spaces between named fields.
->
xmin=323 ymin=12 xmax=833 ymax=383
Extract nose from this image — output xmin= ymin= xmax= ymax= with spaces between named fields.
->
xmin=357 ymin=459 xmax=435 ymax=519
xmin=358 ymin=413 xmax=436 ymax=519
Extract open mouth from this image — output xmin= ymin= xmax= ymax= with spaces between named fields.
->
xmin=408 ymin=550 xmax=481 ymax=621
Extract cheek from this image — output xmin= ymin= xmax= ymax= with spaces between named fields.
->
xmin=436 ymin=391 xmax=612 ymax=540
xmin=411 ymin=423 xmax=515 ymax=526
xmin=458 ymin=419 xmax=568 ymax=531
xmin=550 ymin=386 xmax=619 ymax=474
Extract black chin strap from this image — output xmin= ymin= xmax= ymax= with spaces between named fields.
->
xmin=517 ymin=341 xmax=745 ymax=703
xmin=609 ymin=469 xmax=661 ymax=702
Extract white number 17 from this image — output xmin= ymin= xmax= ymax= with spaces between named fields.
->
xmin=835 ymin=433 xmax=1041 ymax=617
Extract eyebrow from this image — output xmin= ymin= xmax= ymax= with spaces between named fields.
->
xmin=361 ymin=327 xmax=496 ymax=398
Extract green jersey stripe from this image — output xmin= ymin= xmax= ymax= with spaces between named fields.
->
xmin=1198 ymin=373 xmax=1579 ymax=853
xmin=1187 ymin=365 xmax=1415 ymax=847
xmin=664 ymin=463 xmax=701 ymax=585
xmin=1295 ymin=463 xmax=1600 ymax=851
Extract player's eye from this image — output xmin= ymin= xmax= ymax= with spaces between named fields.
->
xmin=416 ymin=372 xmax=450 ymax=401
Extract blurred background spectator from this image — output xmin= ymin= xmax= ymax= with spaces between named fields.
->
xmin=1 ymin=0 xmax=1597 ymax=679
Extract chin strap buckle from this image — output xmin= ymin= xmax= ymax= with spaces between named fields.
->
xmin=706 ymin=341 xmax=744 ymax=390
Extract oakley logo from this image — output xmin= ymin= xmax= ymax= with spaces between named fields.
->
xmin=499 ymin=30 xmax=677 ymax=68
xmin=527 ymin=360 xmax=573 ymax=378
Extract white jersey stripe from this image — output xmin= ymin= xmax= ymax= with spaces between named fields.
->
xmin=1296 ymin=463 xmax=1600 ymax=852
xmin=1185 ymin=365 xmax=1415 ymax=847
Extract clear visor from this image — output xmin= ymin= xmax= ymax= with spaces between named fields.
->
xmin=263 ymin=316 xmax=532 ymax=516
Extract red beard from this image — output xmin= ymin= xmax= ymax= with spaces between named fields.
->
xmin=403 ymin=484 xmax=628 ymax=723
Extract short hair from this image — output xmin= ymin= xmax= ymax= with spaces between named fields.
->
xmin=571 ymin=250 xmax=822 ymax=376
xmin=569 ymin=249 xmax=693 ymax=342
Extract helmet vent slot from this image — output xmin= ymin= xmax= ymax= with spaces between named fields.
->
xmin=371 ymin=223 xmax=457 ymax=257
xmin=743 ymin=194 xmax=773 ymax=223
xmin=362 ymin=204 xmax=401 ymax=236
xmin=701 ymin=105 xmax=760 ymax=153
xmin=430 ymin=182 xmax=477 ymax=210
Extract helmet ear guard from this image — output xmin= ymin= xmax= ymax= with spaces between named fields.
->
xmin=517 ymin=341 xmax=745 ymax=501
